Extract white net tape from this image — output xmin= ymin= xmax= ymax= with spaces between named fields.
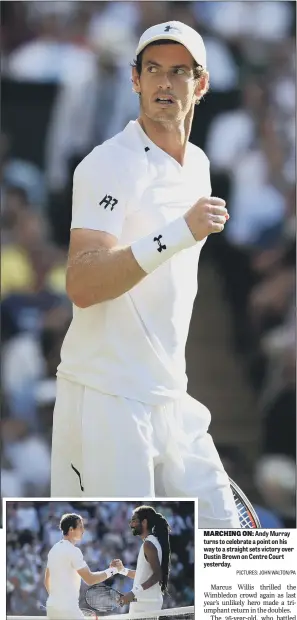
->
xmin=7 ymin=605 xmax=194 ymax=620
xmin=98 ymin=607 xmax=194 ymax=620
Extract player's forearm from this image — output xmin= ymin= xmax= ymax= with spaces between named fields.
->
xmin=139 ymin=570 xmax=162 ymax=591
xmin=66 ymin=245 xmax=146 ymax=307
xmin=128 ymin=569 xmax=136 ymax=579
xmin=67 ymin=210 xmax=203 ymax=308
xmin=89 ymin=569 xmax=115 ymax=585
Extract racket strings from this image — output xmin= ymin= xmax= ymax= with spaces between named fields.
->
xmin=234 ymin=495 xmax=256 ymax=528
xmin=229 ymin=477 xmax=261 ymax=529
xmin=81 ymin=609 xmax=98 ymax=618
xmin=86 ymin=585 xmax=120 ymax=612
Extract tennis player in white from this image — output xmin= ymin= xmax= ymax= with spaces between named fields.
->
xmin=51 ymin=20 xmax=241 ymax=527
xmin=112 ymin=505 xmax=170 ymax=613
xmin=45 ymin=513 xmax=118 ymax=619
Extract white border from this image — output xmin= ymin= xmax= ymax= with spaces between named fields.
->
xmin=3 ymin=497 xmax=198 ymax=619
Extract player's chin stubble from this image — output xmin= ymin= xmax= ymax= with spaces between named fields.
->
xmin=131 ymin=526 xmax=142 ymax=536
xmin=142 ymin=96 xmax=191 ymax=126
xmin=143 ymin=104 xmax=183 ymax=126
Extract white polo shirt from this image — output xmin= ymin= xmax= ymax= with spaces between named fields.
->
xmin=57 ymin=120 xmax=211 ymax=404
xmin=46 ymin=539 xmax=86 ymax=609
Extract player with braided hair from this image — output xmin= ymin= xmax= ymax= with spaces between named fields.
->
xmin=111 ymin=506 xmax=171 ymax=612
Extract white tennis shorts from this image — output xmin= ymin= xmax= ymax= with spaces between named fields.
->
xmin=51 ymin=378 xmax=240 ymax=527
xmin=129 ymin=600 xmax=163 ymax=614
xmin=46 ymin=605 xmax=84 ymax=619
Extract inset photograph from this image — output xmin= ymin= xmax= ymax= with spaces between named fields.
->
xmin=6 ymin=500 xmax=195 ymax=620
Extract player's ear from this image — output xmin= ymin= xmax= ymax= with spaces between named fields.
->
xmin=132 ymin=67 xmax=141 ymax=94
xmin=194 ymin=70 xmax=209 ymax=103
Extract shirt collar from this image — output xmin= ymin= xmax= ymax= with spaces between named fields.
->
xmin=122 ymin=120 xmax=190 ymax=170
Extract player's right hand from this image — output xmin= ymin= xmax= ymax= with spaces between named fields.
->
xmin=184 ymin=196 xmax=229 ymax=242
xmin=110 ymin=558 xmax=123 ymax=571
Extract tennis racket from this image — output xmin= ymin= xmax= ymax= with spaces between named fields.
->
xmin=39 ymin=603 xmax=98 ymax=618
xmin=85 ymin=584 xmax=157 ymax=613
xmin=229 ymin=477 xmax=261 ymax=528
xmin=85 ymin=584 xmax=122 ymax=613
xmin=80 ymin=609 xmax=98 ymax=618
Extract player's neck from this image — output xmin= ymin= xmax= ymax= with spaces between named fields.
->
xmin=63 ymin=535 xmax=75 ymax=545
xmin=138 ymin=112 xmax=193 ymax=166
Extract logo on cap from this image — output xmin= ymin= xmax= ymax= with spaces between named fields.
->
xmin=164 ymin=24 xmax=181 ymax=33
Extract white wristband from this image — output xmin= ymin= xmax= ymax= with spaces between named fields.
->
xmin=119 ymin=567 xmax=129 ymax=576
xmin=132 ymin=584 xmax=143 ymax=595
xmin=105 ymin=567 xmax=118 ymax=578
xmin=131 ymin=217 xmax=195 ymax=274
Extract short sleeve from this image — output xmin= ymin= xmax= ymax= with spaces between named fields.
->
xmin=71 ymin=545 xmax=87 ymax=571
xmin=71 ymin=146 xmax=128 ymax=239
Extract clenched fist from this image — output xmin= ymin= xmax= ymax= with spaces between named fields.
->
xmin=184 ymin=196 xmax=229 ymax=242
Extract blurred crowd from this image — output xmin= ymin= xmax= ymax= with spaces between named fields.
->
xmin=6 ymin=500 xmax=194 ymax=616
xmin=1 ymin=1 xmax=296 ymax=525
xmin=202 ymin=3 xmax=296 ymax=526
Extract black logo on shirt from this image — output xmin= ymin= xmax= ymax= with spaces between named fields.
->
xmin=154 ymin=235 xmax=167 ymax=252
xmin=99 ymin=195 xmax=118 ymax=211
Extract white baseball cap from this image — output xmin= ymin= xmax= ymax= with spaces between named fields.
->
xmin=136 ymin=21 xmax=207 ymax=68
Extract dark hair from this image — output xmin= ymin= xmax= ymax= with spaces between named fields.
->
xmin=134 ymin=505 xmax=171 ymax=593
xmin=131 ymin=40 xmax=204 ymax=80
xmin=60 ymin=513 xmax=82 ymax=535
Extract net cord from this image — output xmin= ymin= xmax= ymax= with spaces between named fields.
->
xmin=7 ymin=606 xmax=194 ymax=620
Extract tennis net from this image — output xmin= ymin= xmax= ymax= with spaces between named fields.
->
xmin=7 ymin=606 xmax=194 ymax=620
